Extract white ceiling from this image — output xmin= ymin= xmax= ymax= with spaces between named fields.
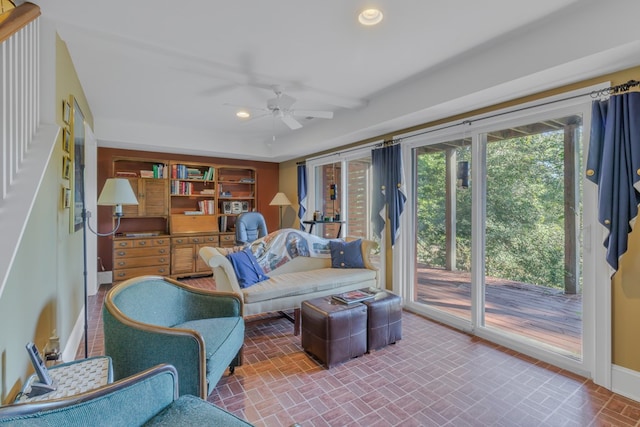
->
xmin=31 ymin=0 xmax=640 ymax=162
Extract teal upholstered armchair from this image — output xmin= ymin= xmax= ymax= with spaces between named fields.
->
xmin=103 ymin=276 xmax=244 ymax=398
xmin=0 ymin=364 xmax=253 ymax=426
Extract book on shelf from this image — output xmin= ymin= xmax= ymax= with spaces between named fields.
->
xmin=184 ymin=211 xmax=204 ymax=215
xmin=331 ymin=289 xmax=376 ymax=305
xmin=151 ymin=163 xmax=168 ymax=178
xmin=203 ymin=167 xmax=215 ymax=181
xmin=197 ymin=199 xmax=215 ymax=215
xmin=115 ymin=171 xmax=138 ymax=177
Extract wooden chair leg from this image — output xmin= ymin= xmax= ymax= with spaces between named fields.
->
xmin=294 ymin=308 xmax=300 ymax=336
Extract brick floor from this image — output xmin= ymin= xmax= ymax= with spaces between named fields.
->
xmin=79 ymin=277 xmax=640 ymax=427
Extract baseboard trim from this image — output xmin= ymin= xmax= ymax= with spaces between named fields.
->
xmin=612 ymin=364 xmax=640 ymax=402
xmin=98 ymin=271 xmax=112 ymax=286
xmin=62 ymin=309 xmax=85 ymax=363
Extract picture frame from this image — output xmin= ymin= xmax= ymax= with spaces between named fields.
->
xmin=62 ymin=128 xmax=70 ymax=153
xmin=62 ymin=187 xmax=71 ymax=209
xmin=62 ymin=156 xmax=71 ymax=180
xmin=69 ymin=95 xmax=85 ymax=233
xmin=62 ymin=99 xmax=70 ymax=125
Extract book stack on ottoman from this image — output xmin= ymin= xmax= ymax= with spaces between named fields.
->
xmin=301 ymin=289 xmax=402 ymax=368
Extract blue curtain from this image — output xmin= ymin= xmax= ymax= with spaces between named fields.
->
xmin=297 ymin=164 xmax=307 ymax=231
xmin=586 ymin=92 xmax=640 ymax=273
xmin=372 ymin=143 xmax=407 ymax=246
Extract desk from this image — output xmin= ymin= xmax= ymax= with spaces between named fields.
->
xmin=303 ymin=220 xmax=345 ymax=238
xmin=16 ymin=356 xmax=113 ymax=403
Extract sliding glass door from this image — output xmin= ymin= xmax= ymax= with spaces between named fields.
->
xmin=406 ymin=102 xmax=594 ymax=372
xmin=415 ymin=139 xmax=472 ymax=321
xmin=482 ymin=116 xmax=583 ymax=357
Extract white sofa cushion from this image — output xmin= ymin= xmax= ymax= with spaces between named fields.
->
xmin=243 ymin=268 xmax=377 ymax=304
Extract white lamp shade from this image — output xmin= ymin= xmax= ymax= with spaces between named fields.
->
xmin=97 ymin=178 xmax=139 ymax=206
xmin=269 ymin=192 xmax=291 ymax=206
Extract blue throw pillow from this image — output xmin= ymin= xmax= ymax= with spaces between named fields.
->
xmin=226 ymin=248 xmax=269 ymax=288
xmin=329 ymin=239 xmax=365 ymax=268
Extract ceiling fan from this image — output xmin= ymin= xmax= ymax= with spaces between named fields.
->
xmin=236 ymin=87 xmax=334 ymax=130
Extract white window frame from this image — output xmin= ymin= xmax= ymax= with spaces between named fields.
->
xmin=395 ymin=84 xmax=610 ymax=385
xmin=307 ymin=144 xmax=387 ymax=289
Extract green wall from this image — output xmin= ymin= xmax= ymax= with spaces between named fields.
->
xmin=0 ymin=32 xmax=92 ymax=404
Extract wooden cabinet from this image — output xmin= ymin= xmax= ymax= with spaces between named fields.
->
xmin=217 ymin=166 xmax=256 ymax=233
xmin=122 ymin=178 xmax=169 ymax=217
xmin=108 ymin=158 xmax=259 ymax=281
xmin=171 ymin=234 xmax=219 ymax=277
xmin=112 ymin=236 xmax=170 ymax=282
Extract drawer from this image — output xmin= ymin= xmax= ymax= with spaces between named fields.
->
xmin=171 ymin=236 xmax=189 ymax=245
xmin=189 ymin=235 xmax=218 ymax=245
xmin=113 ymin=255 xmax=169 ymax=269
xmin=219 ymin=233 xmax=235 ymax=246
xmin=114 ymin=240 xmax=134 ymax=249
xmin=132 ymin=238 xmax=169 ymax=247
xmin=114 ymin=238 xmax=169 ymax=248
xmin=114 ymin=246 xmax=169 ymax=259
xmin=112 ymin=265 xmax=170 ymax=281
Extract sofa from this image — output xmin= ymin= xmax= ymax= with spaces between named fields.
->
xmin=0 ymin=364 xmax=253 ymax=426
xmin=199 ymin=229 xmax=379 ymax=334
xmin=103 ymin=276 xmax=244 ymax=398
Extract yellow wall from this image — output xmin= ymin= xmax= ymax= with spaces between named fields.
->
xmin=613 ymin=227 xmax=640 ymax=371
xmin=278 ymin=160 xmax=300 ymax=229
xmin=0 ymin=33 xmax=93 ymax=404
xmin=53 ymin=32 xmax=94 ymax=351
xmin=280 ymin=65 xmax=640 ymax=372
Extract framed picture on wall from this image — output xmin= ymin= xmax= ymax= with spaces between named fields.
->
xmin=63 ymin=99 xmax=71 ymax=125
xmin=62 ymin=156 xmax=71 ymax=180
xmin=62 ymin=128 xmax=70 ymax=153
xmin=62 ymin=187 xmax=71 ymax=209
xmin=69 ymin=95 xmax=85 ymax=233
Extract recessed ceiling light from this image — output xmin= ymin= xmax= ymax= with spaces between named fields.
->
xmin=358 ymin=8 xmax=383 ymax=26
xmin=236 ymin=110 xmax=250 ymax=119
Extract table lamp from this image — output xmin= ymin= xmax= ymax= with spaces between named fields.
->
xmin=269 ymin=192 xmax=291 ymax=229
xmin=82 ymin=178 xmax=138 ymax=358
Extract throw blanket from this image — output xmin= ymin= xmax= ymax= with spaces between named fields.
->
xmin=248 ymin=228 xmax=334 ymax=273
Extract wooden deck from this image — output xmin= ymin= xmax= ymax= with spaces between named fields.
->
xmin=415 ymin=265 xmax=582 ymax=355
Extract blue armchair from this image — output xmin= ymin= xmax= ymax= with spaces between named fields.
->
xmin=103 ymin=276 xmax=244 ymax=398
xmin=235 ymin=212 xmax=268 ymax=244
xmin=0 ymin=364 xmax=253 ymax=426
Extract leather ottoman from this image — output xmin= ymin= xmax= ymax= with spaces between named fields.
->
xmin=362 ymin=291 xmax=402 ymax=351
xmin=301 ymin=297 xmax=367 ymax=368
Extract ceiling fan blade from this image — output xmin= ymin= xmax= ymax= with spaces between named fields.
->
xmin=292 ymin=109 xmax=334 ymax=119
xmin=281 ymin=115 xmax=303 ymax=130
xmin=239 ymin=112 xmax=271 ymax=124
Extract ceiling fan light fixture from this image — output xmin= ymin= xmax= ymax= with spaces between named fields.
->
xmin=358 ymin=8 xmax=383 ymax=26
xmin=236 ymin=110 xmax=250 ymax=119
